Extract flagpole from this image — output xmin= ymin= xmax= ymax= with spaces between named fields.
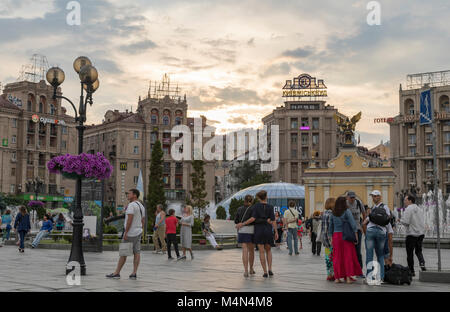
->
xmin=430 ymin=87 xmax=442 ymax=271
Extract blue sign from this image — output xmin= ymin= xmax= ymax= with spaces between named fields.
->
xmin=64 ymin=196 xmax=74 ymax=203
xmin=420 ymin=90 xmax=432 ymax=125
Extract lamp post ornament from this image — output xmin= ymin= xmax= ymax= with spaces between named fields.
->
xmin=46 ymin=56 xmax=99 ymax=276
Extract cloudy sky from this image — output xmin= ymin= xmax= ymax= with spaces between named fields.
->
xmin=1 ymin=0 xmax=449 ymax=148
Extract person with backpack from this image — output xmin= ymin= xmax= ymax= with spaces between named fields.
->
xmin=283 ymin=200 xmax=299 ymax=256
xmin=346 ymin=191 xmax=366 ymax=276
xmin=400 ymin=194 xmax=426 ymax=276
xmin=363 ymin=190 xmax=394 ymax=284
xmin=106 ymin=189 xmax=145 ymax=280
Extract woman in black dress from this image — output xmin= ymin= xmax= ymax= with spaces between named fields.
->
xmin=244 ymin=190 xmax=278 ymax=278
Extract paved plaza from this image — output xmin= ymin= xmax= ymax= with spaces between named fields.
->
xmin=0 ymin=242 xmax=449 ymax=292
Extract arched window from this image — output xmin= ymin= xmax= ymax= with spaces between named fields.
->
xmin=163 ymin=116 xmax=169 ymax=125
xmin=27 ymin=94 xmax=35 ymax=112
xmin=175 ymin=117 xmax=182 ymax=125
xmin=39 ymin=96 xmax=46 ymax=113
xmin=175 ymin=110 xmax=183 ymax=125
xmin=151 ymin=109 xmax=158 ymax=125
xmin=440 ymin=95 xmax=450 ymax=113
xmin=404 ymin=99 xmax=415 ymax=115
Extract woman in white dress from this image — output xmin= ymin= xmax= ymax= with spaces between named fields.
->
xmin=179 ymin=205 xmax=194 ymax=260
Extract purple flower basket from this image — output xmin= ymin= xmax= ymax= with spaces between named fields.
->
xmin=47 ymin=153 xmax=113 ymax=181
xmin=28 ymin=200 xmax=44 ymax=208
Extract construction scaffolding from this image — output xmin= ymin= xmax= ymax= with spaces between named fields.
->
xmin=17 ymin=54 xmax=50 ymax=83
xmin=406 ymin=70 xmax=450 ymax=89
xmin=145 ymin=73 xmax=182 ymax=100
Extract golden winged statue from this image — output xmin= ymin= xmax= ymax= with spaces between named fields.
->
xmin=334 ymin=112 xmax=362 ymax=146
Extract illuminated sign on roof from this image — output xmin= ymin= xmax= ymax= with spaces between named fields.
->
xmin=282 ymin=74 xmax=328 ymax=98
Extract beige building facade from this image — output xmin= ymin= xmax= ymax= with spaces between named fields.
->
xmin=262 ymin=99 xmax=345 ymax=184
xmin=84 ymin=94 xmax=216 ymax=213
xmin=390 ymin=82 xmax=450 ymax=206
xmin=0 ymin=80 xmax=77 ymax=206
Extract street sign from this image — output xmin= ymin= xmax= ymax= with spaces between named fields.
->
xmin=420 ymin=90 xmax=432 ymax=125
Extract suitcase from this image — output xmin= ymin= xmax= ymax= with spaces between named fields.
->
xmin=384 ymin=264 xmax=413 ymax=285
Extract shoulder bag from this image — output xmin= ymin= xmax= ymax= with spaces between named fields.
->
xmin=238 ymin=206 xmax=254 ymax=234
xmin=119 ymin=202 xmax=144 ymax=256
xmin=342 ymin=212 xmax=357 ymax=243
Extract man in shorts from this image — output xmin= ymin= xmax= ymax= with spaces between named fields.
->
xmin=106 ymin=189 xmax=145 ymax=280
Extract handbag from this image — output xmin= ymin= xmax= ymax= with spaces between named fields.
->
xmin=342 ymin=213 xmax=356 ymax=243
xmin=238 ymin=206 xmax=254 ymax=234
xmin=119 ymin=241 xmax=133 ymax=257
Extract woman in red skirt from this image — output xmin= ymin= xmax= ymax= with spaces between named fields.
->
xmin=328 ymin=197 xmax=362 ymax=284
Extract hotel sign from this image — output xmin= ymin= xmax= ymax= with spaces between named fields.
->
xmin=282 ymin=74 xmax=328 ymax=98
xmin=31 ymin=114 xmax=66 ymax=125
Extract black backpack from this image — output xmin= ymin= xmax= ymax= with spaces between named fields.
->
xmin=384 ymin=264 xmax=412 ymax=285
xmin=369 ymin=203 xmax=391 ymax=226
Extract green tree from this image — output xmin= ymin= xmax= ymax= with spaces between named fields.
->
xmin=240 ymin=172 xmax=272 ymax=189
xmin=230 ymin=161 xmax=270 ymax=190
xmin=229 ymin=197 xmax=244 ymax=220
xmin=188 ymin=160 xmax=209 ymax=219
xmin=146 ymin=140 xmax=166 ymax=231
xmin=215 ymin=206 xmax=226 ymax=220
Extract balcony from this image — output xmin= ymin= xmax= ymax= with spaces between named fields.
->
xmin=109 ymin=151 xmax=116 ymax=157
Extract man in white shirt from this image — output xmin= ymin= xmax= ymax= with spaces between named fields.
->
xmin=282 ymin=201 xmax=299 ymax=255
xmin=363 ymin=190 xmax=394 ymax=283
xmin=400 ymin=194 xmax=426 ymax=276
xmin=106 ymin=189 xmax=145 ymax=280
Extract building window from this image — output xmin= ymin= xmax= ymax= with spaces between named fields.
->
xmin=312 ymin=118 xmax=319 ymax=130
xmin=444 ymin=132 xmax=450 ymax=144
xmin=301 ymin=118 xmax=309 ymax=128
xmin=175 ymin=117 xmax=182 ymax=125
xmin=425 ymin=160 xmax=433 ymax=170
xmin=426 ymin=146 xmax=433 ymax=155
xmin=11 ymin=135 xmax=16 ymax=144
xmin=11 ymin=167 xmax=16 ymax=176
xmin=133 ymin=146 xmax=139 ymax=154
xmin=291 ymin=133 xmax=298 ymax=143
xmin=61 ymin=140 xmax=67 ymax=149
xmin=302 ymin=148 xmax=309 ymax=159
xmin=291 ymin=149 xmax=297 ymax=158
xmin=163 ymin=116 xmax=170 ymax=125
xmin=301 ymin=134 xmax=308 ymax=145
xmin=425 ymin=133 xmax=432 ymax=145
xmin=151 ymin=132 xmax=158 ymax=143
xmin=12 ymin=119 xmax=17 ymax=128
xmin=408 ymin=147 xmax=416 ymax=156
xmin=408 ymin=172 xmax=416 ymax=184
xmin=405 ymin=99 xmax=415 ymax=115
xmin=134 ymin=131 xmax=139 ymax=139
xmin=163 ymin=162 xmax=171 ymax=174
xmin=290 ymin=118 xmax=298 ymax=129
xmin=151 ymin=115 xmax=157 ymax=124
xmin=10 ymin=184 xmax=15 ymax=193
xmin=62 ymin=126 xmax=68 ymax=134
xmin=134 ymin=161 xmax=139 ymax=168
xmin=133 ymin=176 xmax=138 ymax=185
xmin=408 ymin=134 xmax=416 ymax=145
xmin=440 ymin=95 xmax=450 ymax=113
xmin=312 ymin=133 xmax=319 ymax=145
xmin=49 ymin=103 xmax=56 ymax=115
xmin=445 ymin=145 xmax=450 ymax=154
xmin=408 ymin=160 xmax=416 ymax=171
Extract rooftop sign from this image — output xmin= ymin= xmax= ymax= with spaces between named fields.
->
xmin=282 ymin=74 xmax=327 ymax=98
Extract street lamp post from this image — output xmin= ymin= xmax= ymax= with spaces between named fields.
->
xmin=46 ymin=56 xmax=99 ymax=276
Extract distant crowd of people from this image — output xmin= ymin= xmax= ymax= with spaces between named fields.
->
xmin=0 ymin=207 xmax=68 ymax=252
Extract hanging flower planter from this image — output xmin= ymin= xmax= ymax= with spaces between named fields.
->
xmin=28 ymin=200 xmax=44 ymax=208
xmin=47 ymin=153 xmax=113 ymax=181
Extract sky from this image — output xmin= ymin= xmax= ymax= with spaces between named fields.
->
xmin=1 ymin=0 xmax=449 ymax=148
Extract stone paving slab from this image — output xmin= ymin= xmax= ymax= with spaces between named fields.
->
xmin=1 ymin=242 xmax=449 ymax=292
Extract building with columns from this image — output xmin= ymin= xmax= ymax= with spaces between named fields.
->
xmin=303 ymin=146 xmax=396 ymax=217
xmin=389 ymin=71 xmax=450 ymax=207
xmin=0 ymin=80 xmax=77 ymax=206
xmin=84 ymin=88 xmax=216 ymax=213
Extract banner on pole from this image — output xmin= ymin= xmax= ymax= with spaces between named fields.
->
xmin=420 ymin=89 xmax=432 ymax=125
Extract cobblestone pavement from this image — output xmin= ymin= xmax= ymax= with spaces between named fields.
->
xmin=0 ymin=242 xmax=449 ymax=292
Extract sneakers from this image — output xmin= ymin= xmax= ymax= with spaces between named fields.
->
xmin=129 ymin=273 xmax=137 ymax=280
xmin=420 ymin=265 xmax=427 ymax=272
xmin=106 ymin=273 xmax=120 ymax=279
xmin=177 ymin=255 xmax=186 ymax=261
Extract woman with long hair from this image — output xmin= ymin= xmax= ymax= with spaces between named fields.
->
xmin=202 ymin=214 xmax=222 ymax=250
xmin=235 ymin=195 xmax=256 ymax=277
xmin=179 ymin=205 xmax=194 ymax=260
xmin=328 ymin=197 xmax=362 ymax=284
xmin=246 ymin=190 xmax=278 ymax=278
xmin=14 ymin=206 xmax=31 ymax=253
xmin=320 ymin=198 xmax=336 ymax=281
